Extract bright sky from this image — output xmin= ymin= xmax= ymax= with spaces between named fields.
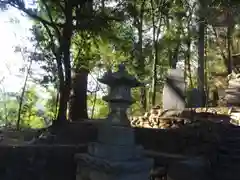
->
xmin=0 ymin=7 xmax=33 ymax=92
xmin=0 ymin=6 xmax=101 ymax=99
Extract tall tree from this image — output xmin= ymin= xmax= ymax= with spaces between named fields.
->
xmin=198 ymin=0 xmax=206 ymax=106
xmin=1 ymin=0 xmax=124 ymax=125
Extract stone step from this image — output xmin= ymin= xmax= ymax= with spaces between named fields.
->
xmin=219 ymin=146 xmax=240 ymax=155
xmin=225 ymin=89 xmax=240 ymax=93
xmin=221 ymin=125 xmax=240 ymax=131
xmin=88 ymin=142 xmax=144 ymax=161
xmin=221 ymin=124 xmax=240 ymax=130
xmin=214 ymin=166 xmax=240 ymax=180
xmin=219 ymin=141 xmax=240 ymax=149
xmin=228 ymin=81 xmax=240 ymax=88
xmin=226 ymin=100 xmax=240 ymax=105
xmin=219 ymin=132 xmax=240 ymax=140
xmin=167 ymin=157 xmax=210 ymax=180
xmin=220 ymin=139 xmax=240 ymax=145
xmin=217 ymin=154 xmax=240 ymax=164
xmin=214 ymin=172 xmax=240 ymax=180
xmin=225 ymin=93 xmax=240 ymax=98
xmin=220 ymin=135 xmax=240 ymax=141
xmin=75 ymin=153 xmax=154 ymax=173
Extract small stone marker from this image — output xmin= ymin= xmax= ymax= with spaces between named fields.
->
xmin=225 ymin=73 xmax=240 ymax=106
xmin=162 ymin=69 xmax=186 ymax=110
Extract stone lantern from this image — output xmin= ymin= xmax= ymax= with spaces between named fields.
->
xmin=75 ymin=64 xmax=153 ymax=180
xmin=99 ymin=64 xmax=141 ymax=126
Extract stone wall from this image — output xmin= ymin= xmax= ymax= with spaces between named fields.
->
xmin=64 ymin=120 xmax=223 ymax=158
xmin=68 ymin=120 xmax=223 ymax=166
xmin=0 ymin=145 xmax=86 ymax=180
xmin=0 ymin=120 xmax=226 ymax=180
xmin=135 ymin=121 xmax=222 ymax=156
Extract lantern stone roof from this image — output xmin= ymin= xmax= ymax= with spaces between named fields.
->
xmin=98 ymin=64 xmax=142 ymax=87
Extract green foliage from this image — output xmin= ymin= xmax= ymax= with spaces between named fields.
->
xmin=44 ymin=89 xmax=58 ymax=120
xmin=19 ymin=87 xmax=43 ymax=128
xmin=1 ymin=0 xmax=240 ymax=125
xmin=0 ymin=86 xmax=57 ymax=129
xmin=87 ymin=94 xmax=109 ymax=119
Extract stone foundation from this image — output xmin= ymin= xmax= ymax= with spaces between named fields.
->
xmin=0 ymin=144 xmax=86 ymax=180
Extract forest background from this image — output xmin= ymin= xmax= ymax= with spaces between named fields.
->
xmin=0 ymin=0 xmax=239 ymax=129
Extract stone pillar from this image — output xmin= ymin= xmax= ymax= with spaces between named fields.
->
xmin=225 ymin=73 xmax=240 ymax=106
xmin=162 ymin=69 xmax=186 ymax=110
xmin=75 ymin=64 xmax=153 ymax=180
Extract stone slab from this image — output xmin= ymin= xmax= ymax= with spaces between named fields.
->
xmin=167 ymin=157 xmax=210 ymax=180
xmin=229 ymin=80 xmax=240 ymax=88
xmin=89 ymin=170 xmax=150 ymax=180
xmin=75 ymin=153 xmax=153 ymax=174
xmin=98 ymin=125 xmax=135 ymax=145
xmin=162 ymin=69 xmax=185 ymax=110
xmin=77 ymin=167 xmax=150 ymax=180
xmin=162 ymin=84 xmax=185 ymax=109
xmin=88 ymin=142 xmax=143 ymax=161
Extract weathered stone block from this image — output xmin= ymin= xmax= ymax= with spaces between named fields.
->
xmin=88 ymin=142 xmax=143 ymax=161
xmin=76 ymin=153 xmax=153 ymax=180
xmin=98 ymin=125 xmax=135 ymax=146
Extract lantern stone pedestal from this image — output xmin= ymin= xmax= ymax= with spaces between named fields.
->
xmin=75 ymin=64 xmax=153 ymax=180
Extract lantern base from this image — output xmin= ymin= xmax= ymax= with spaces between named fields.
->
xmin=75 ymin=125 xmax=153 ymax=180
xmin=75 ymin=153 xmax=153 ymax=180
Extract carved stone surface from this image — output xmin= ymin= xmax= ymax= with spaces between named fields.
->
xmin=76 ymin=153 xmax=153 ymax=174
xmin=97 ymin=126 xmax=135 ymax=145
xmin=75 ymin=64 xmax=153 ymax=180
xmin=77 ymin=166 xmax=151 ymax=180
xmin=225 ymin=73 xmax=240 ymax=106
xmin=162 ymin=69 xmax=186 ymax=110
xmin=87 ymin=143 xmax=144 ymax=161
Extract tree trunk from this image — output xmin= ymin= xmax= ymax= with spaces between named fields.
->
xmin=150 ymin=0 xmax=162 ymax=107
xmin=16 ymin=56 xmax=33 ymax=130
xmin=151 ymin=7 xmax=157 ymax=106
xmin=150 ymin=0 xmax=163 ymax=107
xmin=69 ymin=68 xmax=89 ymax=121
xmin=54 ymin=49 xmax=65 ymax=125
xmin=227 ymin=25 xmax=233 ymax=74
xmin=171 ymin=44 xmax=180 ymax=69
xmin=186 ymin=37 xmax=193 ymax=88
xmin=198 ymin=3 xmax=205 ymax=106
xmin=55 ymin=2 xmax=73 ymax=125
xmin=136 ymin=0 xmax=147 ymax=111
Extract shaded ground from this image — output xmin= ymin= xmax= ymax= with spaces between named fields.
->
xmin=0 ymin=110 xmax=236 ymax=180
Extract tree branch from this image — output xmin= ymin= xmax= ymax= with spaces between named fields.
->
xmin=8 ymin=1 xmax=64 ymax=28
xmin=40 ymin=0 xmax=62 ymax=39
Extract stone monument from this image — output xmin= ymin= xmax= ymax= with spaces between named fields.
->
xmin=162 ymin=69 xmax=186 ymax=110
xmin=75 ymin=64 xmax=154 ymax=180
xmin=225 ymin=73 xmax=240 ymax=106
